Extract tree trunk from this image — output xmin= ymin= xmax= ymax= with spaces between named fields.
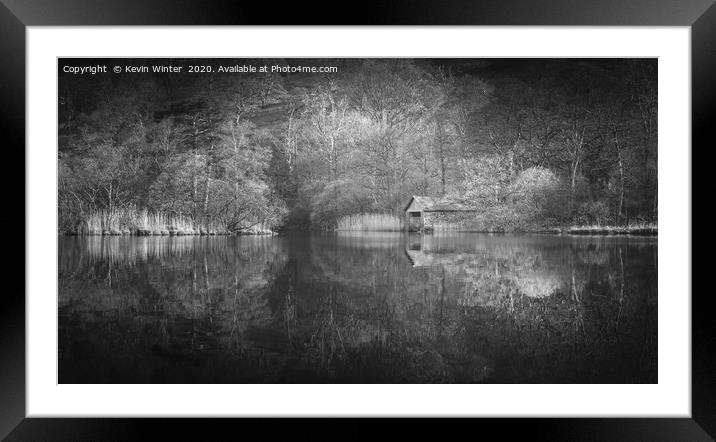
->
xmin=233 ymin=128 xmax=245 ymax=225
xmin=203 ymin=172 xmax=211 ymax=217
xmin=439 ymin=143 xmax=446 ymax=196
xmin=330 ymin=136 xmax=337 ymax=180
xmin=615 ymin=131 xmax=625 ymax=222
xmin=107 ymin=181 xmax=113 ymax=213
xmin=192 ymin=151 xmax=198 ymax=217
xmin=570 ymin=156 xmax=579 ymax=217
xmin=203 ymin=144 xmax=214 ymax=219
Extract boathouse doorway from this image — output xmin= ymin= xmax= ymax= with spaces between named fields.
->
xmin=407 ymin=211 xmax=422 ymax=232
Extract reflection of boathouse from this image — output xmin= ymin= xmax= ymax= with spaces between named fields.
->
xmin=404 ymin=195 xmax=479 ymax=232
xmin=404 ymin=234 xmax=475 ymax=267
xmin=404 ymin=234 xmax=485 ymax=268
xmin=403 ymin=233 xmax=568 ymax=300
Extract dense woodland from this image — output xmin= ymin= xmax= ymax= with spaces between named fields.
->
xmin=58 ymin=58 xmax=657 ymax=234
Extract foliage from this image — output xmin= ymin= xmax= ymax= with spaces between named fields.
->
xmin=456 ymin=155 xmax=515 ymax=204
xmin=576 ymin=201 xmax=612 ymax=225
xmin=59 ymin=59 xmax=657 ymax=233
xmin=510 ymin=166 xmax=564 ymax=221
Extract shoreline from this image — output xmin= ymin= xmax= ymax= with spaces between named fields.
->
xmin=60 ymin=225 xmax=657 ymax=237
xmin=60 ymin=230 xmax=277 ymax=237
xmin=335 ymin=225 xmax=658 ymax=236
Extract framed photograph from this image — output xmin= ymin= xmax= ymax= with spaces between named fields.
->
xmin=6 ymin=0 xmax=710 ymax=439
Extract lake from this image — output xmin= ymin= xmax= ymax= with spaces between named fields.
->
xmin=58 ymin=232 xmax=657 ymax=383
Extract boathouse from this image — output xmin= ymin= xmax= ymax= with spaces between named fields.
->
xmin=403 ymin=195 xmax=479 ymax=232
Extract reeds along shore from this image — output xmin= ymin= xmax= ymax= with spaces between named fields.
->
xmin=335 ymin=214 xmax=403 ymax=232
xmin=64 ymin=208 xmax=274 ymax=236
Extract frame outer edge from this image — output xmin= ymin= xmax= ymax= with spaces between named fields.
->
xmin=0 ymin=0 xmax=27 ymax=439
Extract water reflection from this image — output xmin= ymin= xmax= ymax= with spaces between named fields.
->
xmin=59 ymin=233 xmax=657 ymax=383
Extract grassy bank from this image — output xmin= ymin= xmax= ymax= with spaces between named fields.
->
xmin=560 ymin=223 xmax=657 ymax=236
xmin=335 ymin=213 xmax=403 ymax=232
xmin=423 ymin=222 xmax=657 ymax=236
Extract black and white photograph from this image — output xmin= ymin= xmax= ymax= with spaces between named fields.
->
xmin=57 ymin=57 xmax=658 ymax=384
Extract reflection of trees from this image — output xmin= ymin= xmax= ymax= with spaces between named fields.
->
xmin=60 ymin=236 xmax=285 ymax=325
xmin=59 ymin=233 xmax=657 ymax=383
xmin=59 ymin=236 xmax=289 ymax=382
xmin=306 ymin=286 xmax=347 ymax=375
xmin=289 ymin=233 xmax=657 ymax=382
xmin=407 ymin=237 xmax=570 ymax=306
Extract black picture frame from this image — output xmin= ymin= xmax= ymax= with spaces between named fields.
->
xmin=4 ymin=0 xmax=710 ymax=439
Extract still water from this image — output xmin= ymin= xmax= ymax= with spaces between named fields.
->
xmin=59 ymin=233 xmax=657 ymax=383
